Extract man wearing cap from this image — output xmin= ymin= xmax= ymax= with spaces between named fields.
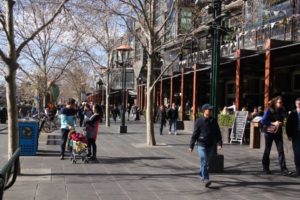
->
xmin=189 ymin=104 xmax=222 ymax=187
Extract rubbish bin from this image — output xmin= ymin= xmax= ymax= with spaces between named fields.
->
xmin=250 ymin=121 xmax=261 ymax=149
xmin=19 ymin=119 xmax=39 ymax=156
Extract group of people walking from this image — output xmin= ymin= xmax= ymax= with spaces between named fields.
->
xmin=57 ymin=96 xmax=300 ymax=189
xmin=60 ymin=99 xmax=101 ymax=160
xmin=188 ymin=96 xmax=300 ymax=188
xmin=260 ymin=96 xmax=300 ymax=177
xmin=156 ymin=103 xmax=179 ymax=135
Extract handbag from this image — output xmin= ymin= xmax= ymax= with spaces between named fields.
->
xmin=265 ymin=125 xmax=279 ymax=134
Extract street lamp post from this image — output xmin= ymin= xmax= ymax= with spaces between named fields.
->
xmin=116 ymin=45 xmax=133 ymax=134
xmin=196 ymin=0 xmax=221 ymax=119
xmin=97 ymin=79 xmax=103 ymax=106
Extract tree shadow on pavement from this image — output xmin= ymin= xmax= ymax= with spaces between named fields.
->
xmin=98 ymin=156 xmax=174 ymax=164
xmin=36 ymin=149 xmax=61 ymax=157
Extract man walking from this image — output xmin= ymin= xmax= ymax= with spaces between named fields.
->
xmin=189 ymin=104 xmax=222 ymax=187
xmin=286 ymin=97 xmax=300 ymax=177
xmin=156 ymin=105 xmax=167 ymax=135
xmin=60 ymin=98 xmax=77 ymax=160
xmin=168 ymin=103 xmax=178 ymax=135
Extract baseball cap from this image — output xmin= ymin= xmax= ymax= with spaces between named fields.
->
xmin=201 ymin=104 xmax=213 ymax=111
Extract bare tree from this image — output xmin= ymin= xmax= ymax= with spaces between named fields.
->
xmin=60 ymin=62 xmax=91 ymax=102
xmin=0 ymin=0 xmax=69 ymax=158
xmin=17 ymin=5 xmax=82 ymax=108
xmin=68 ymin=1 xmax=124 ymax=127
xmin=100 ymin=0 xmax=194 ymax=146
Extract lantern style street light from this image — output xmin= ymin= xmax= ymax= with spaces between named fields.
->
xmin=195 ymin=0 xmax=222 ymax=119
xmin=116 ymin=44 xmax=133 ymax=134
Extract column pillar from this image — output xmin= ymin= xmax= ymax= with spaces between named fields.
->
xmin=264 ymin=39 xmax=271 ymax=109
xmin=160 ymin=77 xmax=163 ymax=106
xmin=170 ymin=72 xmax=173 ymax=105
xmin=139 ymin=85 xmax=143 ymax=109
xmin=136 ymin=81 xmax=139 ymax=108
xmin=180 ymin=67 xmax=185 ymax=120
xmin=235 ymin=49 xmax=242 ymax=111
xmin=140 ymin=84 xmax=143 ymax=109
xmin=144 ymin=86 xmax=147 ymax=110
xmin=192 ymin=64 xmax=197 ymax=121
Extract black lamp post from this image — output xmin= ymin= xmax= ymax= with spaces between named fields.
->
xmin=195 ymin=0 xmax=224 ymax=172
xmin=116 ymin=44 xmax=132 ymax=134
xmin=196 ymin=0 xmax=222 ymax=119
xmin=97 ymin=79 xmax=103 ymax=105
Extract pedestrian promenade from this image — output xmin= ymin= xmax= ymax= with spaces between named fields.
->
xmin=3 ymin=121 xmax=300 ymax=200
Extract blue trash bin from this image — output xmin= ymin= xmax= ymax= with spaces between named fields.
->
xmin=19 ymin=119 xmax=39 ymax=156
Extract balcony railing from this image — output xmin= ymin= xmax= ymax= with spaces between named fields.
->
xmin=238 ymin=15 xmax=299 ymax=50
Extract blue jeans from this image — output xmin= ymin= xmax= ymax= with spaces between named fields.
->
xmin=197 ymin=145 xmax=214 ymax=180
xmin=292 ymin=133 xmax=300 ymax=172
xmin=169 ymin=119 xmax=177 ymax=132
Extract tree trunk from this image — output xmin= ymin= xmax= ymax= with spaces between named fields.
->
xmin=146 ymin=53 xmax=156 ymax=146
xmin=146 ymin=0 xmax=156 ymax=146
xmin=6 ymin=69 xmax=19 ymax=158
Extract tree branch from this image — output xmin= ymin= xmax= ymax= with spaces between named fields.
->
xmin=16 ymin=0 xmax=69 ymax=57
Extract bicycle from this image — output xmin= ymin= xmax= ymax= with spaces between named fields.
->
xmin=32 ymin=113 xmax=60 ymax=133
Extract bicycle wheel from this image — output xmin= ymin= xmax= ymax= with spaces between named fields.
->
xmin=50 ymin=121 xmax=58 ymax=132
xmin=42 ymin=121 xmax=51 ymax=133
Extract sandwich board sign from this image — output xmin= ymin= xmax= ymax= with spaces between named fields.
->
xmin=230 ymin=111 xmax=248 ymax=144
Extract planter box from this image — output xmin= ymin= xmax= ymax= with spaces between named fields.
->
xmin=219 ymin=126 xmax=231 ymax=144
xmin=183 ymin=120 xmax=194 ymax=133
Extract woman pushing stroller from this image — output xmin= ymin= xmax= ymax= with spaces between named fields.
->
xmin=85 ymin=104 xmax=101 ymax=161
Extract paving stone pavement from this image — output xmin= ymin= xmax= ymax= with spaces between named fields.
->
xmin=2 ymin=120 xmax=300 ymax=200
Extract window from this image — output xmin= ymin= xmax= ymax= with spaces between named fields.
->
xmin=179 ymin=9 xmax=192 ymax=34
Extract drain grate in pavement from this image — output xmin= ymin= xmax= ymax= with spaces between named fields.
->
xmin=46 ymin=140 xmax=60 ymax=145
xmin=47 ymin=135 xmax=61 ymax=145
xmin=47 ymin=135 xmax=61 ymax=139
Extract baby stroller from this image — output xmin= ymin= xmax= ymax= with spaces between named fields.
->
xmin=68 ymin=130 xmax=89 ymax=164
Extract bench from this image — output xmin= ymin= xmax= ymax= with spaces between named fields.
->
xmin=0 ymin=148 xmax=20 ymax=200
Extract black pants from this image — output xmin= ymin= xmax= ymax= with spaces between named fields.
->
xmin=79 ymin=116 xmax=84 ymax=127
xmin=160 ymin=121 xmax=165 ymax=135
xmin=88 ymin=138 xmax=97 ymax=158
xmin=262 ymin=132 xmax=287 ymax=171
xmin=292 ymin=133 xmax=300 ymax=172
xmin=60 ymin=128 xmax=70 ymax=156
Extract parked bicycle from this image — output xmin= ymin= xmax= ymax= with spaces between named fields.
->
xmin=32 ymin=113 xmax=60 ymax=133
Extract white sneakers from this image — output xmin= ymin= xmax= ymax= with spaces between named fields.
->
xmin=168 ymin=131 xmax=178 ymax=135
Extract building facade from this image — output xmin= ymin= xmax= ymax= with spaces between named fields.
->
xmin=135 ymin=0 xmax=300 ymax=120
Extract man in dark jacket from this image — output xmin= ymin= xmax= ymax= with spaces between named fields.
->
xmin=286 ymin=97 xmax=300 ymax=176
xmin=156 ymin=105 xmax=167 ymax=135
xmin=168 ymin=103 xmax=178 ymax=135
xmin=189 ymin=104 xmax=222 ymax=187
